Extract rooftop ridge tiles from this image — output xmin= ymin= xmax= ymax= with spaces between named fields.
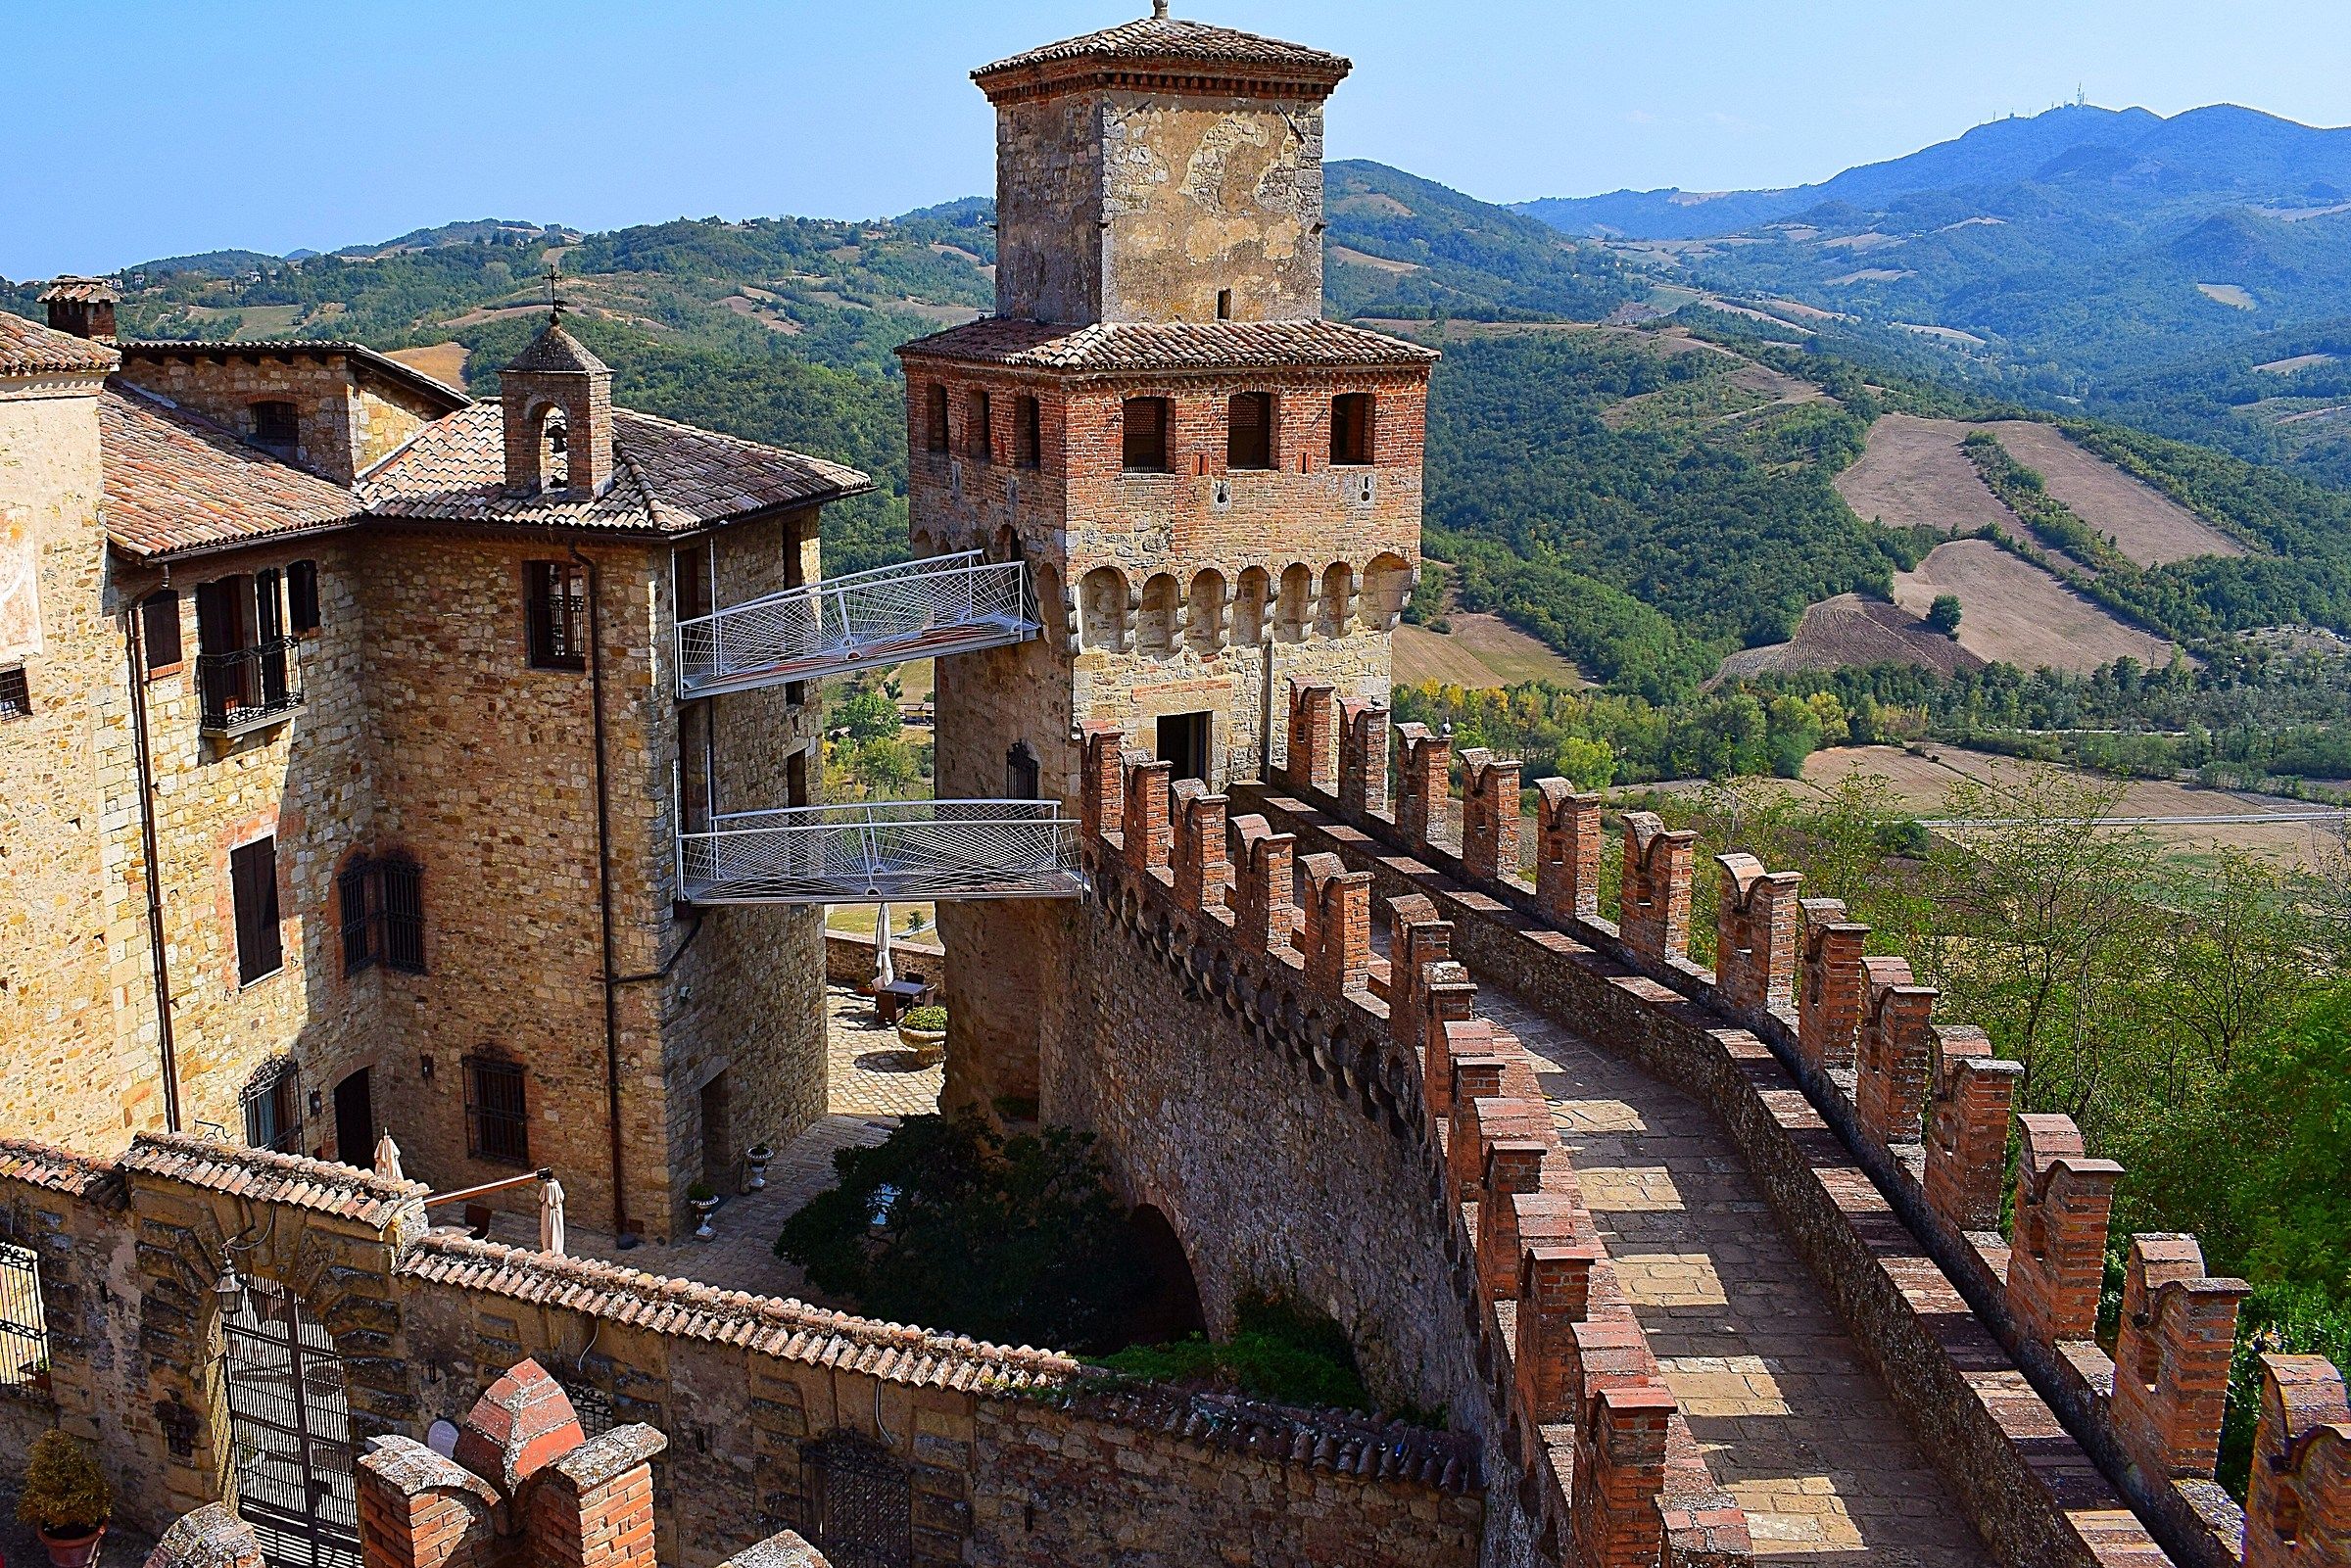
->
xmin=121 ymin=1131 xmax=428 ymax=1224
xmin=0 ymin=310 xmax=120 ymax=377
xmin=975 ymin=13 xmax=1349 ymax=86
xmin=0 ymin=1137 xmax=124 ymax=1199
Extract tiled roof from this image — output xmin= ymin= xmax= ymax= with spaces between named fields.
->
xmin=0 ymin=310 xmax=120 ymax=376
xmin=122 ymin=1132 xmax=429 ymax=1228
xmin=1045 ymin=1385 xmax=1482 ymax=1493
xmin=0 ymin=1137 xmax=122 ymax=1200
xmin=896 ymin=315 xmax=1439 ymax=374
xmin=38 ymin=276 xmax=120 ymax=305
xmin=504 ymin=320 xmax=607 ymax=375
xmin=358 ymin=402 xmax=872 ymax=532
xmin=976 ymin=13 xmax=1349 ymax=88
xmin=119 ymin=340 xmax=470 ymax=410
xmin=99 ymin=384 xmax=360 ymax=559
xmin=401 ymin=1235 xmax=1080 ymax=1390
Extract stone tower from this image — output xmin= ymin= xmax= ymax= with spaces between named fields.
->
xmin=898 ymin=7 xmax=1436 ymax=1117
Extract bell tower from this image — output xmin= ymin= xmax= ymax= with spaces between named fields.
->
xmin=898 ymin=8 xmax=1435 ymax=1119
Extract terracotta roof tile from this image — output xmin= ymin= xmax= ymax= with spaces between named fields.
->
xmin=976 ymin=14 xmax=1349 ymax=90
xmin=0 ymin=1138 xmax=122 ymax=1201
xmin=37 ymin=277 xmax=120 ymax=306
xmin=358 ymin=403 xmax=872 ymax=532
xmin=100 ymin=385 xmax=360 ymax=558
xmin=122 ymin=1132 xmax=428 ymax=1228
xmin=896 ymin=315 xmax=1438 ymax=375
xmin=0 ymin=311 xmax=120 ymax=376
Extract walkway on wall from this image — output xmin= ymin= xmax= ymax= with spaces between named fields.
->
xmin=677 ymin=798 xmax=1085 ymax=905
xmin=1474 ymin=973 xmax=1997 ymax=1567
xmin=676 ymin=549 xmax=1037 ymax=697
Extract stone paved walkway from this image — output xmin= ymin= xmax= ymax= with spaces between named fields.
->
xmin=1474 ymin=982 xmax=1995 ymax=1567
xmin=490 ymin=983 xmax=941 ymax=1299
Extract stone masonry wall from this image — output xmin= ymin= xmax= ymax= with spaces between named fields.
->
xmin=116 ymin=350 xmax=449 ymax=485
xmin=0 ymin=379 xmax=153 ymax=1151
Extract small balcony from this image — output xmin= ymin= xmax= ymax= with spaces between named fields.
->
xmin=676 ymin=551 xmax=1038 ymax=698
xmin=199 ymin=638 xmax=304 ymax=737
xmin=678 ymin=799 xmax=1085 ymax=905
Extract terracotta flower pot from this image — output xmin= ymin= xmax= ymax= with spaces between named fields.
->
xmin=39 ymin=1522 xmax=107 ymax=1568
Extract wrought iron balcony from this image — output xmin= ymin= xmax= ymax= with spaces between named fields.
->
xmin=676 ymin=551 xmax=1037 ymax=697
xmin=677 ymin=799 xmax=1085 ymax=905
xmin=199 ymin=637 xmax=303 ymax=736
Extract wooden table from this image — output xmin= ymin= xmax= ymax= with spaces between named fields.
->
xmin=874 ymin=977 xmax=934 ymax=1024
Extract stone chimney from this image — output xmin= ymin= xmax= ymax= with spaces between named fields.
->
xmin=39 ymin=277 xmax=119 ymax=343
xmin=500 ymin=313 xmax=613 ymax=498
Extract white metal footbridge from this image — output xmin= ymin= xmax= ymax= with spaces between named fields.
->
xmin=678 ymin=799 xmax=1084 ymax=905
xmin=676 ymin=549 xmax=1037 ymax=697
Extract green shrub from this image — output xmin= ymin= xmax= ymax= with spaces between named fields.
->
xmin=17 ymin=1432 xmax=110 ymax=1533
xmin=776 ymin=1112 xmax=1146 ymax=1352
xmin=1926 ymin=594 xmax=1963 ymax=636
xmin=1093 ymin=1290 xmax=1379 ymax=1415
xmin=900 ymin=1005 xmax=947 ymax=1032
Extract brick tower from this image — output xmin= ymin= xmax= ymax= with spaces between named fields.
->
xmin=898 ymin=5 xmax=1436 ymax=1117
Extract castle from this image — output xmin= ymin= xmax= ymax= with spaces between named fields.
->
xmin=2 ymin=9 xmax=2346 ymax=1568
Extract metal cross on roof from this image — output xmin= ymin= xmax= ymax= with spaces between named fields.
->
xmin=545 ymin=259 xmax=568 ymax=324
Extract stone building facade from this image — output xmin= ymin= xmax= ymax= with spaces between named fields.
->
xmin=899 ymin=10 xmax=1432 ymax=1116
xmin=0 ymin=299 xmax=862 ymax=1244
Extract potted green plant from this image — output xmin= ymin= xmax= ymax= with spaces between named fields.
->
xmin=897 ymin=1004 xmax=947 ymax=1067
xmin=686 ymin=1180 xmax=720 ymax=1241
xmin=17 ymin=1430 xmax=111 ymax=1568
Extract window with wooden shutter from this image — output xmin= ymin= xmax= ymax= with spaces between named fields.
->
xmin=287 ymin=560 xmax=319 ymax=634
xmin=1330 ymin=393 xmax=1375 ymax=466
xmin=231 ymin=836 xmax=282 ymax=984
xmin=141 ymin=591 xmax=183 ymax=672
xmin=1122 ymin=398 xmax=1170 ymax=472
xmin=1227 ymin=392 xmax=1272 ymax=470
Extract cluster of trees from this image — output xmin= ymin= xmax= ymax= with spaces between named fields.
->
xmin=1644 ymin=770 xmax=2349 ymax=1495
xmin=822 ymin=678 xmax=929 ymax=800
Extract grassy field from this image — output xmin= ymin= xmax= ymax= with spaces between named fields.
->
xmin=1985 ymin=421 xmax=2244 ymax=565
xmin=1716 ymin=593 xmax=1983 ymax=679
xmin=1833 ymin=413 xmax=2016 ymax=533
xmin=1394 ymin=612 xmax=1586 ymax=689
xmin=824 ymin=902 xmax=937 ymax=938
xmin=1891 ymin=539 xmax=2175 ymax=673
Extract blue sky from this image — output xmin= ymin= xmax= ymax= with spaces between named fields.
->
xmin=5 ymin=0 xmax=2348 ymax=278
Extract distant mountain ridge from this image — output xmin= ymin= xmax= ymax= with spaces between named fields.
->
xmin=1516 ymin=103 xmax=2350 ymax=238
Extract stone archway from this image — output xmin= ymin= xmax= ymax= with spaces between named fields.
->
xmin=1123 ymin=1204 xmax=1207 ymax=1348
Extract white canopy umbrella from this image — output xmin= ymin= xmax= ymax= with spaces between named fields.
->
xmin=539 ymin=1177 xmax=568 ymax=1256
xmin=874 ymin=902 xmax=896 ymax=990
xmin=373 ymin=1131 xmax=406 ymax=1183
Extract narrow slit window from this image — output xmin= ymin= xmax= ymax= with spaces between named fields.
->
xmin=1014 ymin=396 xmax=1040 ymax=469
xmin=968 ymin=390 xmax=992 ymax=462
xmin=926 ymin=384 xmax=950 ymax=452
xmin=1122 ymin=397 xmax=1170 ymax=472
xmin=1227 ymin=392 xmax=1272 ymax=470
xmin=1216 ymin=288 xmax=1233 ymax=320
xmin=1330 ymin=393 xmax=1375 ymax=466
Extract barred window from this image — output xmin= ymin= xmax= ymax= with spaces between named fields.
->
xmin=0 ymin=667 xmax=26 ymax=722
xmin=526 ymin=560 xmax=588 ymax=671
xmin=464 ymin=1057 xmax=530 ymax=1165
xmin=0 ymin=1241 xmax=48 ymax=1393
xmin=242 ymin=1063 xmax=301 ymax=1154
xmin=251 ymin=401 xmax=298 ymax=449
xmin=341 ymin=854 xmax=425 ymax=976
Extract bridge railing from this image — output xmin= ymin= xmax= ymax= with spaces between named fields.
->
xmin=676 ymin=550 xmax=1035 ymax=696
xmin=677 ymin=798 xmax=1084 ymax=904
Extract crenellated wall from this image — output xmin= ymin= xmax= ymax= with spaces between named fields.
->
xmin=1222 ymin=692 xmax=2351 ymax=1568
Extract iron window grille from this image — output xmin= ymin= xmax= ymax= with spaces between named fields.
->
xmin=340 ymin=855 xmax=425 ymax=976
xmin=0 ymin=667 xmax=26 ymax=722
xmin=243 ymin=1064 xmax=303 ymax=1154
xmin=198 ymin=638 xmax=302 ymax=732
xmin=252 ymin=401 xmax=299 ymax=449
xmin=463 ymin=1057 xmax=530 ymax=1165
xmin=526 ymin=561 xmax=589 ymax=671
xmin=0 ymin=1241 xmax=48 ymax=1391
